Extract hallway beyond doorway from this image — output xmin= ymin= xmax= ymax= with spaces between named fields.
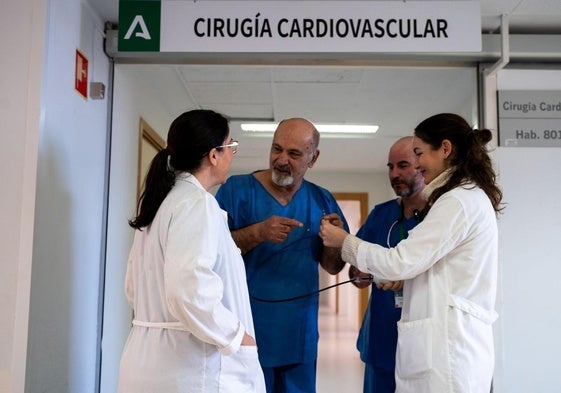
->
xmin=317 ymin=305 xmax=364 ymax=392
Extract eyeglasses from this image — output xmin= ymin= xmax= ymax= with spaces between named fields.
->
xmin=215 ymin=140 xmax=239 ymax=154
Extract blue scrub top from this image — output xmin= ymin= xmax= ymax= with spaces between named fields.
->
xmin=355 ymin=199 xmax=420 ymax=370
xmin=215 ymin=172 xmax=347 ymax=367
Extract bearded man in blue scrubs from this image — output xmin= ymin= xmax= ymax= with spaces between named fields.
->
xmin=216 ymin=118 xmax=347 ymax=393
xmin=349 ymin=136 xmax=426 ymax=393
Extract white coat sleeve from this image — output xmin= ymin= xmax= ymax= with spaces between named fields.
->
xmin=163 ymin=194 xmax=245 ymax=355
xmin=355 ymin=192 xmax=470 ymax=280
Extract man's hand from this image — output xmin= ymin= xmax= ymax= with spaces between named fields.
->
xmin=348 ymin=265 xmax=373 ymax=289
xmin=231 ymin=215 xmax=302 ymax=255
xmin=322 ymin=213 xmax=344 ymax=228
xmin=259 ymin=215 xmax=303 ymax=243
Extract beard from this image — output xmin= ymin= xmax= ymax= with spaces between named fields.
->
xmin=272 ymin=166 xmax=294 ymax=186
xmin=392 ymin=174 xmax=423 ymax=197
xmin=392 ymin=180 xmax=415 ymax=198
xmin=393 ymin=186 xmax=411 ymax=197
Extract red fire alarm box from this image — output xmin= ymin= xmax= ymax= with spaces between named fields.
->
xmin=75 ymin=49 xmax=88 ymax=99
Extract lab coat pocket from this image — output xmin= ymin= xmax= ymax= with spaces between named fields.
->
xmin=219 ymin=345 xmax=261 ymax=392
xmin=446 ymin=295 xmax=497 ymax=391
xmin=448 ymin=294 xmax=498 ymax=325
xmin=396 ymin=318 xmax=433 ymax=379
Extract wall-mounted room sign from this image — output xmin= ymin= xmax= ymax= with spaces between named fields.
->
xmin=118 ymin=0 xmax=481 ymax=53
xmin=498 ymin=91 xmax=561 ymax=147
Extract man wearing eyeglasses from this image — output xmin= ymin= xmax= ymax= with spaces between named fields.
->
xmin=349 ymin=136 xmax=426 ymax=393
xmin=215 ymin=118 xmax=347 ymax=393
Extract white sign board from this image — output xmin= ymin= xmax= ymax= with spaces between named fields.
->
xmin=498 ymin=91 xmax=561 ymax=147
xmin=119 ymin=1 xmax=482 ymax=53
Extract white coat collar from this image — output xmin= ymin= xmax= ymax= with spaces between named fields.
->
xmin=175 ymin=171 xmax=204 ymax=191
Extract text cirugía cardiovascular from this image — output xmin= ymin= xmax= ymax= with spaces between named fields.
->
xmin=194 ymin=15 xmax=449 ymax=39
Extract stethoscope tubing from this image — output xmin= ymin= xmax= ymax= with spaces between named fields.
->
xmin=251 ymin=276 xmax=373 ymax=303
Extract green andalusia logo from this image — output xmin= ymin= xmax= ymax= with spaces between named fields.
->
xmin=118 ymin=1 xmax=161 ymax=51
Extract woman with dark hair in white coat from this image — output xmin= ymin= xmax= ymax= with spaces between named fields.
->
xmin=118 ymin=109 xmax=266 ymax=392
xmin=320 ymin=113 xmax=503 ymax=393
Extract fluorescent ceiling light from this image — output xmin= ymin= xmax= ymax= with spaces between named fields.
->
xmin=241 ymin=123 xmax=378 ymax=134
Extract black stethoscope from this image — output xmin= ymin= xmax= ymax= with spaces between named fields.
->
xmin=251 ymin=276 xmax=374 ymax=303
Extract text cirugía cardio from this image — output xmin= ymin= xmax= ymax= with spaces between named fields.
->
xmin=502 ymin=100 xmax=561 ymax=113
xmin=194 ymin=14 xmax=449 ymax=39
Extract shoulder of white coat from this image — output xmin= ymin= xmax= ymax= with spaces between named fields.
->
xmin=162 ymin=181 xmax=217 ymax=215
xmin=442 ymin=184 xmax=493 ymax=219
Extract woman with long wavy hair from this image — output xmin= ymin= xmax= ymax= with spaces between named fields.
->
xmin=320 ymin=113 xmax=502 ymax=393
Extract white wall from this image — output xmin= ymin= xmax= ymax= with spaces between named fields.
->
xmin=307 ymin=171 xmax=393 ymax=211
xmin=493 ymin=69 xmax=561 ymax=393
xmin=24 ymin=1 xmax=111 ymax=392
xmin=0 ymin=1 xmax=45 ymax=392
xmin=100 ymin=64 xmax=175 ymax=392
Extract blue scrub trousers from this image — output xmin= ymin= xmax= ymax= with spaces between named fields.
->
xmin=262 ymin=361 xmax=317 ymax=393
xmin=363 ymin=362 xmax=395 ymax=393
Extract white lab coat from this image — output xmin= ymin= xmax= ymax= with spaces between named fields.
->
xmin=344 ymin=181 xmax=498 ymax=393
xmin=118 ymin=173 xmax=265 ymax=393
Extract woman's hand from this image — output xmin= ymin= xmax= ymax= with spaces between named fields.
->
xmin=319 ymin=218 xmax=349 ymax=248
xmin=241 ymin=332 xmax=257 ymax=346
xmin=376 ymin=280 xmax=404 ymax=291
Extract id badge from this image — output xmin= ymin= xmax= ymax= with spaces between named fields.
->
xmin=394 ymin=290 xmax=404 ymax=308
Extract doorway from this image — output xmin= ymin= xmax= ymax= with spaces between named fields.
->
xmin=101 ymin=63 xmax=479 ymax=392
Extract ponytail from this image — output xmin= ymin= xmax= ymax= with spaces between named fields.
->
xmin=128 ymin=109 xmax=229 ymax=229
xmin=129 ymin=148 xmax=176 ymax=229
